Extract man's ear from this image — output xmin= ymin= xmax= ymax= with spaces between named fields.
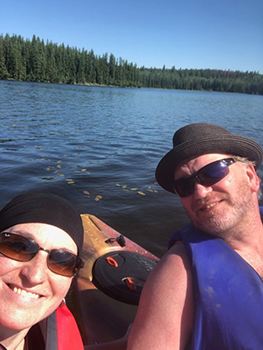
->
xmin=246 ymin=164 xmax=260 ymax=193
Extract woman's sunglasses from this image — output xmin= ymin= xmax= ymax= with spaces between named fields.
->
xmin=0 ymin=232 xmax=84 ymax=277
xmin=173 ymin=158 xmax=236 ymax=198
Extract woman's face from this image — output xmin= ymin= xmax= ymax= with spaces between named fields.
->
xmin=0 ymin=222 xmax=77 ymax=331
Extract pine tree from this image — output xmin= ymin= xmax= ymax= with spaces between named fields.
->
xmin=0 ymin=36 xmax=9 ymax=79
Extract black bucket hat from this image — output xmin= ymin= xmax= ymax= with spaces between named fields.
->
xmin=156 ymin=123 xmax=263 ymax=193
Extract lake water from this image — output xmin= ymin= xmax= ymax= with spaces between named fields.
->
xmin=0 ymin=80 xmax=262 ymax=257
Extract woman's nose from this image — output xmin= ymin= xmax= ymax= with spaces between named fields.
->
xmin=20 ymin=252 xmax=48 ymax=285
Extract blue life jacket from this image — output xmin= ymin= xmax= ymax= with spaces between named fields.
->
xmin=169 ymin=207 xmax=263 ymax=350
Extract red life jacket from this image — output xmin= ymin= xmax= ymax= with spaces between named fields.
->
xmin=46 ymin=301 xmax=84 ymax=350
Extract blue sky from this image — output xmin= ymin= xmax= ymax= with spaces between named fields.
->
xmin=1 ymin=0 xmax=263 ymax=73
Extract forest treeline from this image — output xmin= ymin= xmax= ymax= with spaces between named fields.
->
xmin=1 ymin=34 xmax=263 ymax=95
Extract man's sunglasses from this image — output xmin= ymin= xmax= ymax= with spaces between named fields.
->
xmin=173 ymin=158 xmax=236 ymax=198
xmin=0 ymin=232 xmax=84 ymax=277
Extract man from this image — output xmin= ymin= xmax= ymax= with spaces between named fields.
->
xmin=127 ymin=123 xmax=263 ymax=350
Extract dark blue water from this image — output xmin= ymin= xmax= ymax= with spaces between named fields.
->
xmin=0 ymin=80 xmax=262 ymax=257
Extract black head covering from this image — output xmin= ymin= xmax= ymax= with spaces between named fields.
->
xmin=0 ymin=192 xmax=83 ymax=252
xmin=156 ymin=123 xmax=263 ymax=193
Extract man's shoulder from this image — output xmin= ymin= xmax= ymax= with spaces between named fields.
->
xmin=168 ymin=223 xmax=196 ymax=249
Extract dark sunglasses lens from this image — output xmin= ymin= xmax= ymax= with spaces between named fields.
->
xmin=0 ymin=233 xmax=38 ymax=262
xmin=198 ymin=161 xmax=229 ymax=186
xmin=48 ymin=249 xmax=79 ymax=277
xmin=173 ymin=159 xmax=232 ymax=197
xmin=173 ymin=177 xmax=195 ymax=197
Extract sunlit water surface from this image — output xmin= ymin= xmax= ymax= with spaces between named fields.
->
xmin=0 ymin=81 xmax=262 ymax=257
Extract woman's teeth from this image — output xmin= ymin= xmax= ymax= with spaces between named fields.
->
xmin=13 ymin=286 xmax=40 ymax=299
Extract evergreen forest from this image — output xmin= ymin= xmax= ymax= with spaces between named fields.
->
xmin=1 ymin=34 xmax=263 ymax=95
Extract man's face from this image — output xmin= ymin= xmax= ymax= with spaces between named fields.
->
xmin=174 ymin=153 xmax=258 ymax=238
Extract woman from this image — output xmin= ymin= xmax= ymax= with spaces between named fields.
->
xmin=0 ymin=191 xmax=84 ymax=350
